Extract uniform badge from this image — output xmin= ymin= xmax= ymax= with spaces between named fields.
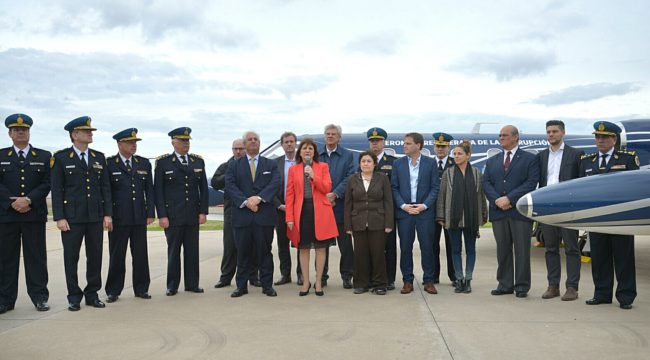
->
xmin=598 ymin=122 xmax=605 ymax=131
xmin=17 ymin=116 xmax=24 ymax=125
xmin=50 ymin=157 xmax=55 ymax=168
xmin=635 ymin=156 xmax=640 ymax=167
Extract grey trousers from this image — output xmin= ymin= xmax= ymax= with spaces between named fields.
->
xmin=540 ymin=224 xmax=581 ymax=290
xmin=492 ymin=218 xmax=532 ymax=293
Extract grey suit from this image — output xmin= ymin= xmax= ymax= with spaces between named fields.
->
xmin=537 ymin=144 xmax=584 ymax=290
xmin=272 ymin=155 xmax=295 ymax=277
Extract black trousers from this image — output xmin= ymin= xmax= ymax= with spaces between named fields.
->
xmin=590 ymin=232 xmax=636 ymax=305
xmin=219 ymin=214 xmax=258 ymax=284
xmin=384 ymin=229 xmax=397 ymax=284
xmin=0 ymin=222 xmax=48 ymax=306
xmin=353 ymin=230 xmax=387 ymax=289
xmin=434 ymin=224 xmax=456 ymax=282
xmin=105 ymin=224 xmax=151 ymax=296
xmin=275 ymin=210 xmax=292 ymax=277
xmin=233 ymin=224 xmax=274 ymax=289
xmin=62 ymin=222 xmax=103 ymax=303
xmin=164 ymin=225 xmax=200 ymax=291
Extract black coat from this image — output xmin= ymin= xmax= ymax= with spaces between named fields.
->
xmin=107 ymin=154 xmax=155 ymax=226
xmin=0 ymin=146 xmax=51 ymax=223
xmin=154 ymin=153 xmax=209 ymax=226
xmin=51 ymin=147 xmax=112 ymax=223
xmin=538 ymin=144 xmax=583 ymax=187
xmin=579 ymin=149 xmax=640 ymax=177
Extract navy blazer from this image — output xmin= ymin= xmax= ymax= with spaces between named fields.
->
xmin=390 ymin=154 xmax=439 ymax=220
xmin=482 ymin=148 xmax=540 ymax=222
xmin=225 ymin=154 xmax=280 ymax=227
xmin=107 ymin=154 xmax=155 ymax=226
xmin=320 ymin=146 xmax=356 ymax=224
xmin=537 ymin=144 xmax=583 ymax=188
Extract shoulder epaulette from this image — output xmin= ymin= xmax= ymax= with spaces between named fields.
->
xmin=580 ymin=153 xmax=596 ymax=160
xmin=189 ymin=153 xmax=203 ymax=159
xmin=53 ymin=148 xmax=68 ymax=156
xmin=156 ymin=153 xmax=172 ymax=161
xmin=619 ymin=150 xmax=636 ymax=156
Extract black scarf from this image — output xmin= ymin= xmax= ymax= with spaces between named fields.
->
xmin=449 ymin=164 xmax=479 ymax=235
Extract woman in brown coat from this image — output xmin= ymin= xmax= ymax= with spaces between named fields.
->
xmin=344 ymin=151 xmax=394 ymax=295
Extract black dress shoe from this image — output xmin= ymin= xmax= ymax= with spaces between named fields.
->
xmin=135 ymin=293 xmax=152 ymax=299
xmin=274 ymin=275 xmax=292 ymax=286
xmin=491 ymin=289 xmax=514 ymax=295
xmin=106 ymin=295 xmax=119 ymax=303
xmin=184 ymin=287 xmax=204 ymax=293
xmin=372 ymin=287 xmax=387 ymax=295
xmin=249 ymin=279 xmax=262 ymax=287
xmin=342 ymin=278 xmax=353 ymax=289
xmin=585 ymin=298 xmax=611 ymax=305
xmin=68 ymin=303 xmax=81 ymax=311
xmin=387 ymin=282 xmax=395 ymax=291
xmin=299 ymin=283 xmax=312 ymax=296
xmin=353 ymin=288 xmax=369 ymax=294
xmin=214 ymin=280 xmax=231 ymax=288
xmin=297 ymin=274 xmax=304 ymax=286
xmin=166 ymin=289 xmax=178 ymax=296
xmin=515 ymin=292 xmax=528 ymax=298
xmin=315 ymin=288 xmax=324 ymax=296
xmin=231 ymin=288 xmax=248 ymax=298
xmin=35 ymin=302 xmax=50 ymax=312
xmin=620 ymin=303 xmax=633 ymax=310
xmin=86 ymin=299 xmax=106 ymax=308
xmin=262 ymin=288 xmax=277 ymax=297
xmin=321 ymin=278 xmax=328 ymax=287
xmin=0 ymin=304 xmax=13 ymax=314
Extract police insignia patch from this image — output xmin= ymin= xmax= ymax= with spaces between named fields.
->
xmin=50 ymin=157 xmax=55 ymax=168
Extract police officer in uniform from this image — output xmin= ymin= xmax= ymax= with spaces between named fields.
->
xmin=432 ymin=132 xmax=457 ymax=285
xmin=0 ymin=114 xmax=51 ymax=313
xmin=105 ymin=128 xmax=155 ymax=303
xmin=51 ymin=116 xmax=112 ymax=311
xmin=154 ymin=127 xmax=209 ymax=296
xmin=580 ymin=121 xmax=639 ymax=310
xmin=367 ymin=127 xmax=398 ymax=290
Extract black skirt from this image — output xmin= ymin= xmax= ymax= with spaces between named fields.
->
xmin=299 ymin=198 xmax=334 ymax=249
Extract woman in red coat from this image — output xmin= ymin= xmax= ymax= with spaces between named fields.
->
xmin=286 ymin=138 xmax=338 ymax=296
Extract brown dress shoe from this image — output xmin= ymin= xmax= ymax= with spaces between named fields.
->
xmin=542 ymin=286 xmax=560 ymax=299
xmin=400 ymin=282 xmax=413 ymax=294
xmin=423 ymin=283 xmax=438 ymax=294
xmin=561 ymin=287 xmax=578 ymax=301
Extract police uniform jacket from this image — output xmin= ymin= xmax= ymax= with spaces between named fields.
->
xmin=0 ymin=146 xmax=51 ymax=223
xmin=51 ymin=147 xmax=112 ymax=223
xmin=375 ymin=153 xmax=396 ymax=178
xmin=579 ymin=149 xmax=639 ymax=177
xmin=154 ymin=153 xmax=209 ymax=226
xmin=107 ymin=154 xmax=155 ymax=226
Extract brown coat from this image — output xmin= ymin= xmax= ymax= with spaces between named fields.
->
xmin=343 ymin=172 xmax=394 ymax=232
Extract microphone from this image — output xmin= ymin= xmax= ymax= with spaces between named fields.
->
xmin=304 ymin=156 xmax=311 ymax=176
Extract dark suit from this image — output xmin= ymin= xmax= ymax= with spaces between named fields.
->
xmin=482 ymin=148 xmax=539 ymax=293
xmin=391 ymin=154 xmax=439 ymax=284
xmin=374 ymin=153 xmax=397 ymax=285
xmin=580 ymin=150 xmax=639 ymax=305
xmin=211 ymin=159 xmax=258 ymax=284
xmin=51 ymin=147 xmax=112 ymax=303
xmin=538 ymin=144 xmax=583 ymax=290
xmin=272 ymin=155 xmax=295 ymax=278
xmin=433 ymin=156 xmax=456 ymax=283
xmin=154 ymin=153 xmax=209 ymax=291
xmin=225 ymin=154 xmax=280 ymax=290
xmin=344 ymin=172 xmax=394 ymax=289
xmin=320 ymin=146 xmax=356 ymax=282
xmin=0 ymin=146 xmax=50 ymax=308
xmin=105 ymin=155 xmax=154 ymax=296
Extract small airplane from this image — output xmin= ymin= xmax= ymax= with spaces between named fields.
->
xmin=208 ymin=119 xmax=650 ymax=205
xmin=516 ymin=169 xmax=650 ymax=236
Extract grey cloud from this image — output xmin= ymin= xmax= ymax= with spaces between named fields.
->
xmin=446 ymin=49 xmax=557 ymax=81
xmin=343 ymin=31 xmax=403 ymax=56
xmin=274 ymin=75 xmax=337 ymax=99
xmin=531 ymin=82 xmax=643 ymax=106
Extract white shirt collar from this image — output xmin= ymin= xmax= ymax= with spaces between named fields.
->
xmin=73 ymin=145 xmax=88 ymax=158
xmin=14 ymin=144 xmax=31 ymax=155
xmin=600 ymin=148 xmax=615 ymax=157
xmin=436 ymin=155 xmax=448 ymax=164
xmin=549 ymin=142 xmax=565 ymax=153
xmin=246 ymin=153 xmax=258 ymax=162
xmin=504 ymin=146 xmax=518 ymax=155
xmin=119 ymin=153 xmax=132 ymax=164
xmin=376 ymin=151 xmax=385 ymax=161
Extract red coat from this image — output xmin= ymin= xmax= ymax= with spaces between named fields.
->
xmin=285 ymin=161 xmax=339 ymax=247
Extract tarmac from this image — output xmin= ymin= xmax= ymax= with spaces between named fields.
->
xmin=1 ymin=225 xmax=649 ymax=360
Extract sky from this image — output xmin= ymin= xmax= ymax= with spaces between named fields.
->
xmin=1 ymin=0 xmax=649 ymax=171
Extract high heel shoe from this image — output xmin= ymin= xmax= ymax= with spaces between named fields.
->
xmin=314 ymin=286 xmax=324 ymax=296
xmin=299 ymin=283 xmax=311 ymax=296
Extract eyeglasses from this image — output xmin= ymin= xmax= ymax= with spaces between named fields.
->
xmin=232 ymin=147 xmax=245 ymax=150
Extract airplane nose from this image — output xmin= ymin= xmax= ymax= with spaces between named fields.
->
xmin=516 ymin=194 xmax=533 ymax=219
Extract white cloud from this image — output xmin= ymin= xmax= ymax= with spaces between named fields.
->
xmin=531 ymin=82 xmax=643 ymax=106
xmin=446 ymin=49 xmax=558 ymax=82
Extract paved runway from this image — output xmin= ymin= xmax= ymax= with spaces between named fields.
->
xmin=1 ymin=226 xmax=649 ymax=359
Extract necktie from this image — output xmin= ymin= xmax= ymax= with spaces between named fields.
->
xmin=503 ymin=151 xmax=512 ymax=172
xmin=438 ymin=160 xmax=444 ymax=172
xmin=126 ymin=159 xmax=132 ymax=171
xmin=250 ymin=157 xmax=256 ymax=181
xmin=600 ymin=154 xmax=608 ymax=169
xmin=18 ymin=150 xmax=25 ymax=164
xmin=181 ymin=155 xmax=188 ymax=165
xmin=80 ymin=152 xmax=87 ymax=167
